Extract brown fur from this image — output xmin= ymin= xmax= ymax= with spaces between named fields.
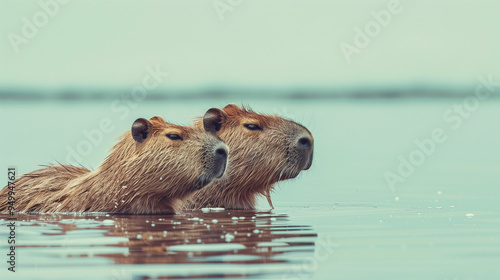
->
xmin=182 ymin=104 xmax=314 ymax=210
xmin=0 ymin=116 xmax=227 ymax=214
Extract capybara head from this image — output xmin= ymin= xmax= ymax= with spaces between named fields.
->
xmin=185 ymin=104 xmax=314 ymax=210
xmin=121 ymin=113 xmax=228 ymax=196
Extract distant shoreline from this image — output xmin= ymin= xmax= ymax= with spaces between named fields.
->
xmin=1 ymin=89 xmax=498 ymax=101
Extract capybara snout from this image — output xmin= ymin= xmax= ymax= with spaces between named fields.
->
xmin=212 ymin=145 xmax=228 ymax=178
xmin=194 ymin=109 xmax=229 ymax=189
xmin=279 ymin=122 xmax=314 ymax=180
xmin=195 ymin=138 xmax=228 ymax=189
xmin=297 ymin=135 xmax=314 ymax=170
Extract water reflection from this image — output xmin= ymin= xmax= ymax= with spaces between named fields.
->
xmin=0 ymin=210 xmax=317 ymax=279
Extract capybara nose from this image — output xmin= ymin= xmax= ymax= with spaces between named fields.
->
xmin=215 ymin=148 xmax=227 ymax=160
xmin=296 ymin=135 xmax=313 ymax=152
xmin=295 ymin=135 xmax=313 ymax=170
xmin=298 ymin=137 xmax=311 ymax=148
xmin=213 ymin=145 xmax=228 ymax=179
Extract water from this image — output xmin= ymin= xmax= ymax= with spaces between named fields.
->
xmin=1 ymin=99 xmax=500 ymax=279
xmin=0 ymin=210 xmax=318 ymax=279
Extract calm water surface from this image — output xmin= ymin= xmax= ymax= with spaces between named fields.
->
xmin=1 ymin=99 xmax=499 ymax=279
xmin=1 ymin=202 xmax=499 ymax=280
xmin=0 ymin=209 xmax=320 ymax=280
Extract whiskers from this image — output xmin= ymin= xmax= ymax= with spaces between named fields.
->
xmin=262 ymin=158 xmax=297 ymax=209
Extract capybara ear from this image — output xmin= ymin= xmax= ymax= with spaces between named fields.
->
xmin=131 ymin=118 xmax=152 ymax=143
xmin=223 ymin=104 xmax=240 ymax=111
xmin=203 ymin=108 xmax=226 ymax=133
xmin=149 ymin=116 xmax=165 ymax=123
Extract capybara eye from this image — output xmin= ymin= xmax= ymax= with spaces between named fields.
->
xmin=244 ymin=124 xmax=262 ymax=131
xmin=166 ymin=134 xmax=183 ymax=140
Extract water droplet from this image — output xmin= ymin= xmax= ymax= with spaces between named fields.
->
xmin=224 ymin=233 xmax=235 ymax=242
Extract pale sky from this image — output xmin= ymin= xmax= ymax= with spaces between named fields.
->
xmin=1 ymin=0 xmax=499 ymax=91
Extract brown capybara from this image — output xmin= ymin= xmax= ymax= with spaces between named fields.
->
xmin=182 ymin=104 xmax=314 ymax=210
xmin=0 ymin=112 xmax=228 ymax=214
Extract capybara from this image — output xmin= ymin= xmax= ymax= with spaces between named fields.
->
xmin=182 ymin=104 xmax=314 ymax=210
xmin=0 ymin=112 xmax=228 ymax=214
